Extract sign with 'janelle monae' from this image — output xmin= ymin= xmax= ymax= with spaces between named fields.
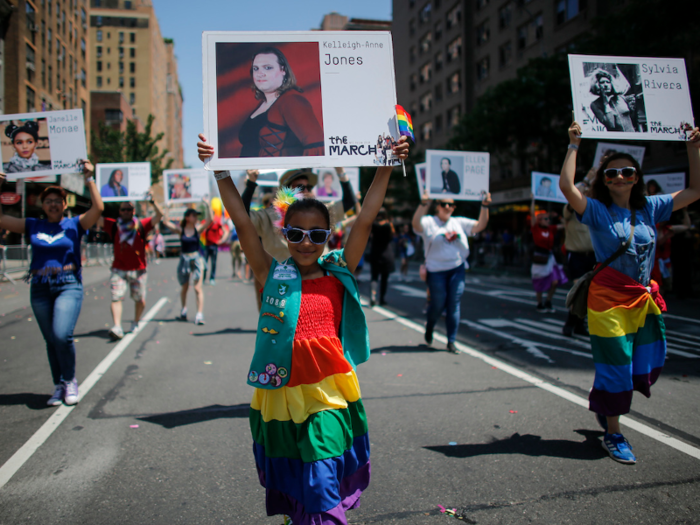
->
xmin=568 ymin=54 xmax=694 ymax=141
xmin=202 ymin=31 xmax=401 ymax=170
xmin=1 ymin=109 xmax=87 ymax=180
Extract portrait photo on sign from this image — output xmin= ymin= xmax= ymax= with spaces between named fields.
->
xmin=164 ymin=169 xmax=212 ymax=204
xmin=531 ymin=172 xmax=567 ymax=204
xmin=415 ymin=162 xmax=426 ymax=195
xmin=646 ymin=173 xmax=686 ymax=196
xmin=426 ymin=149 xmax=489 ymax=200
xmin=569 ymin=54 xmax=693 ymax=141
xmin=215 ymin=42 xmax=324 ymax=160
xmin=96 ymin=162 xmax=151 ymax=202
xmin=1 ymin=119 xmax=51 ymax=174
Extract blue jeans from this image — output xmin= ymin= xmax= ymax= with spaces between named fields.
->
xmin=204 ymin=245 xmax=218 ymax=280
xmin=30 ymin=273 xmax=83 ymax=385
xmin=426 ymin=263 xmax=465 ymax=343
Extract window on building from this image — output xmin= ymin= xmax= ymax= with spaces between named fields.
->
xmin=435 ymin=83 xmax=443 ymax=102
xmin=130 ymin=32 xmax=136 ymax=43
xmin=130 ymin=77 xmax=135 ymax=88
xmin=62 ymin=11 xmax=66 ymax=34
xmin=80 ymin=68 xmax=86 ymax=88
xmin=81 ymin=8 xmax=86 ymax=28
xmin=62 ymin=45 xmax=67 ymax=68
xmin=533 ymin=14 xmax=544 ymax=40
xmin=26 ymin=86 xmax=36 ymax=113
xmin=26 ymin=3 xmax=37 ymax=43
xmin=410 ymin=102 xmax=418 ymax=117
xmin=421 ymin=121 xmax=433 ymax=142
xmin=107 ymin=61 xmax=110 ymax=69
xmin=26 ymin=44 xmax=36 ymax=83
xmin=119 ymin=46 xmax=124 ymax=58
xmin=119 ymin=61 xmax=124 ymax=73
xmin=129 ymin=92 xmax=135 ymax=105
xmin=448 ymin=105 xmax=461 ymax=128
xmin=557 ymin=0 xmax=587 ymax=25
xmin=476 ymin=0 xmax=490 ymax=9
xmin=435 ymin=51 xmax=444 ymax=71
xmin=435 ymin=114 xmax=443 ymax=134
xmin=96 ymin=60 xmax=102 ymax=72
xmin=129 ymin=62 xmax=135 ymax=73
xmin=434 ymin=20 xmax=443 ymax=40
xmin=517 ymin=24 xmax=527 ymax=49
xmin=447 ymin=36 xmax=462 ymax=62
xmin=97 ymin=29 xmax=102 ymax=41
xmin=446 ymin=3 xmax=462 ymax=29
xmin=129 ymin=48 xmax=135 ymax=58
xmin=448 ymin=71 xmax=461 ymax=93
xmin=119 ymin=76 xmax=124 ymax=88
xmin=119 ymin=31 xmax=124 ymax=44
xmin=410 ymin=46 xmax=417 ymax=64
xmin=41 ymin=21 xmax=46 ymax=47
xmin=69 ymin=87 xmax=73 ymax=106
xmin=48 ymin=0 xmax=52 ymax=16
xmin=476 ymin=21 xmax=490 ymax=46
xmin=410 ymin=73 xmax=418 ymax=92
xmin=124 ymin=0 xmax=132 ymax=8
xmin=499 ymin=3 xmax=512 ymax=29
xmin=48 ymin=29 xmax=52 ymax=53
xmin=419 ymin=32 xmax=432 ymax=54
xmin=499 ymin=41 xmax=512 ymax=67
xmin=97 ymin=75 xmax=102 ymax=87
xmin=105 ymin=109 xmax=123 ymax=123
xmin=107 ymin=47 xmax=111 ymax=54
xmin=48 ymin=65 xmax=53 ymax=92
xmin=419 ymin=2 xmax=432 ymax=24
xmin=420 ymin=62 xmax=432 ymax=83
xmin=409 ymin=18 xmax=416 ymax=36
xmin=476 ymin=56 xmax=490 ymax=80
xmin=80 ymin=38 xmax=85 ymax=59
xmin=41 ymin=59 xmax=46 ymax=87
xmin=97 ymin=45 xmax=102 ymax=58
xmin=420 ymin=91 xmax=433 ymax=112
xmin=107 ymin=77 xmax=111 ymax=85
xmin=68 ymin=20 xmax=72 ymax=42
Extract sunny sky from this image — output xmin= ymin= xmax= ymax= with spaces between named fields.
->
xmin=151 ymin=0 xmax=393 ymax=167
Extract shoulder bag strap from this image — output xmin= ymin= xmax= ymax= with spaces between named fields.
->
xmin=591 ymin=207 xmax=636 ymax=278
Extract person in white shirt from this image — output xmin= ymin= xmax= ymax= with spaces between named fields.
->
xmin=412 ymin=192 xmax=491 ymax=352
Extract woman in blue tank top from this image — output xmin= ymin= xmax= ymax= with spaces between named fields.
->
xmin=162 ymin=198 xmax=212 ymax=325
xmin=0 ymin=162 xmax=103 ymax=406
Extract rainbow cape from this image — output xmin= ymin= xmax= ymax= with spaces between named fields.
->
xmin=587 ymin=266 xmax=667 ymax=416
xmin=395 ymin=105 xmax=414 ymax=142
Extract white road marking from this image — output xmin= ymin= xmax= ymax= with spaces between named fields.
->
xmin=391 ymin=284 xmax=427 ymax=299
xmin=370 ymin=304 xmax=700 ymax=461
xmin=0 ymin=296 xmax=169 ymax=490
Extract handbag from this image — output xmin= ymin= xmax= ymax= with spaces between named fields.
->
xmin=531 ymin=247 xmax=551 ymax=265
xmin=566 ymin=210 xmax=635 ymax=319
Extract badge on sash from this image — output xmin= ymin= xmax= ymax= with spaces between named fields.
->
xmin=273 ymin=263 xmax=297 ymax=281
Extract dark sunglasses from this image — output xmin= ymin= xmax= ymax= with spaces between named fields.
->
xmin=604 ymin=167 xmax=637 ymax=179
xmin=282 ymin=227 xmax=331 ymax=244
xmin=291 ymin=184 xmax=314 ymax=192
xmin=439 ymin=202 xmax=456 ymax=208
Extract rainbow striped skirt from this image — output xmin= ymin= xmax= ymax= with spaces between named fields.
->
xmin=249 ymin=337 xmax=370 ymax=524
xmin=587 ymin=266 xmax=667 ymax=416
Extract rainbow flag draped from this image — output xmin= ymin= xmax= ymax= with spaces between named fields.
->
xmin=395 ymin=105 xmax=415 ymax=142
xmin=587 ymin=266 xmax=667 ymax=417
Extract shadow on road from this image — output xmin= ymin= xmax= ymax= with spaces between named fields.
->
xmin=138 ymin=403 xmax=250 ymax=429
xmin=190 ymin=327 xmax=256 ymax=337
xmin=74 ymin=328 xmax=112 ymax=340
xmin=0 ymin=392 xmax=53 ymax=410
xmin=371 ymin=344 xmax=436 ymax=355
xmin=424 ymin=430 xmax=607 ymax=461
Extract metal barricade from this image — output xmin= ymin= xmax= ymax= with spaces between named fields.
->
xmin=1 ymin=244 xmax=31 ymax=284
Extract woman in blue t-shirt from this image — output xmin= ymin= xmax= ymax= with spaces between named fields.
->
xmin=560 ymin=122 xmax=700 ymax=465
xmin=0 ymin=161 xmax=104 ymax=406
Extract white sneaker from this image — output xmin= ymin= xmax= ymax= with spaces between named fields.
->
xmin=63 ymin=379 xmax=79 ymax=405
xmin=194 ymin=312 xmax=205 ymax=325
xmin=109 ymin=325 xmax=124 ymax=340
xmin=47 ymin=384 xmax=64 ymax=406
xmin=129 ymin=321 xmax=140 ymax=333
xmin=179 ymin=307 xmax=187 ymax=321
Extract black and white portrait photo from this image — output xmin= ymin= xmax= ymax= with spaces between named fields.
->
xmin=583 ymin=63 xmax=647 ymax=133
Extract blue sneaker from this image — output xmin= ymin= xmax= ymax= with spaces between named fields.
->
xmin=602 ymin=433 xmax=636 ymax=464
xmin=596 ymin=413 xmax=608 ymax=432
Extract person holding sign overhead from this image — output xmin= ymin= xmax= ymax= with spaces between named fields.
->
xmin=0 ymin=161 xmax=103 ymax=406
xmin=560 ymin=121 xmax=700 ymax=464
xmin=412 ymin=192 xmax=491 ymax=353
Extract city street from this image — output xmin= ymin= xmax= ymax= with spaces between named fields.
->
xmin=1 ymin=257 xmax=699 ymax=524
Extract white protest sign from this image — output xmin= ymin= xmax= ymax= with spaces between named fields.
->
xmin=531 ymin=172 xmax=568 ymax=204
xmin=96 ymin=162 xmax=151 ymax=202
xmin=568 ymin=54 xmax=694 ymax=141
xmin=1 ymin=109 xmax=87 ymax=180
xmin=426 ymin=150 xmax=489 ymax=201
xmin=311 ymin=167 xmax=359 ymax=202
xmin=202 ymin=31 xmax=401 ymax=170
xmin=415 ymin=162 xmax=426 ymax=196
xmin=164 ymin=169 xmax=212 ymax=204
xmin=593 ymin=142 xmax=646 ymax=168
xmin=256 ymin=169 xmax=285 ymax=187
xmin=645 ymin=172 xmax=686 ymax=195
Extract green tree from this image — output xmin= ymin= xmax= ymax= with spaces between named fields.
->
xmin=91 ymin=114 xmax=173 ymax=185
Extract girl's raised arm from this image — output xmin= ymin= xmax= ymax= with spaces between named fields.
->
xmin=671 ymin=128 xmax=700 ymax=211
xmin=344 ymin=136 xmax=409 ymax=272
xmin=197 ymin=134 xmax=272 ymax=282
xmin=195 ymin=197 xmax=214 ymax=234
xmin=0 ymin=173 xmax=26 ymax=234
xmin=559 ymin=122 xmax=588 ymax=216
xmin=160 ymin=206 xmax=181 ymax=235
xmin=78 ymin=160 xmax=105 ymax=231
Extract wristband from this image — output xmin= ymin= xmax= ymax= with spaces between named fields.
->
xmin=214 ymin=170 xmax=231 ymax=181
xmin=86 ymin=176 xmax=95 ymax=184
xmin=568 ymin=144 xmax=579 ymax=150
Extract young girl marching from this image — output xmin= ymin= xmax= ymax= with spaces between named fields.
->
xmin=197 ymin=133 xmax=409 ymax=524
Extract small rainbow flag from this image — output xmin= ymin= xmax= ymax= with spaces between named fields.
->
xmin=396 ymin=105 xmax=414 ymax=142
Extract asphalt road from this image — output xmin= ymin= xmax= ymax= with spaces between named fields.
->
xmin=1 ymin=257 xmax=699 ymax=524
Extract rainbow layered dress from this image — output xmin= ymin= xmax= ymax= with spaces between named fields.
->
xmin=587 ymin=266 xmax=667 ymax=416
xmin=250 ymin=275 xmax=370 ymax=524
